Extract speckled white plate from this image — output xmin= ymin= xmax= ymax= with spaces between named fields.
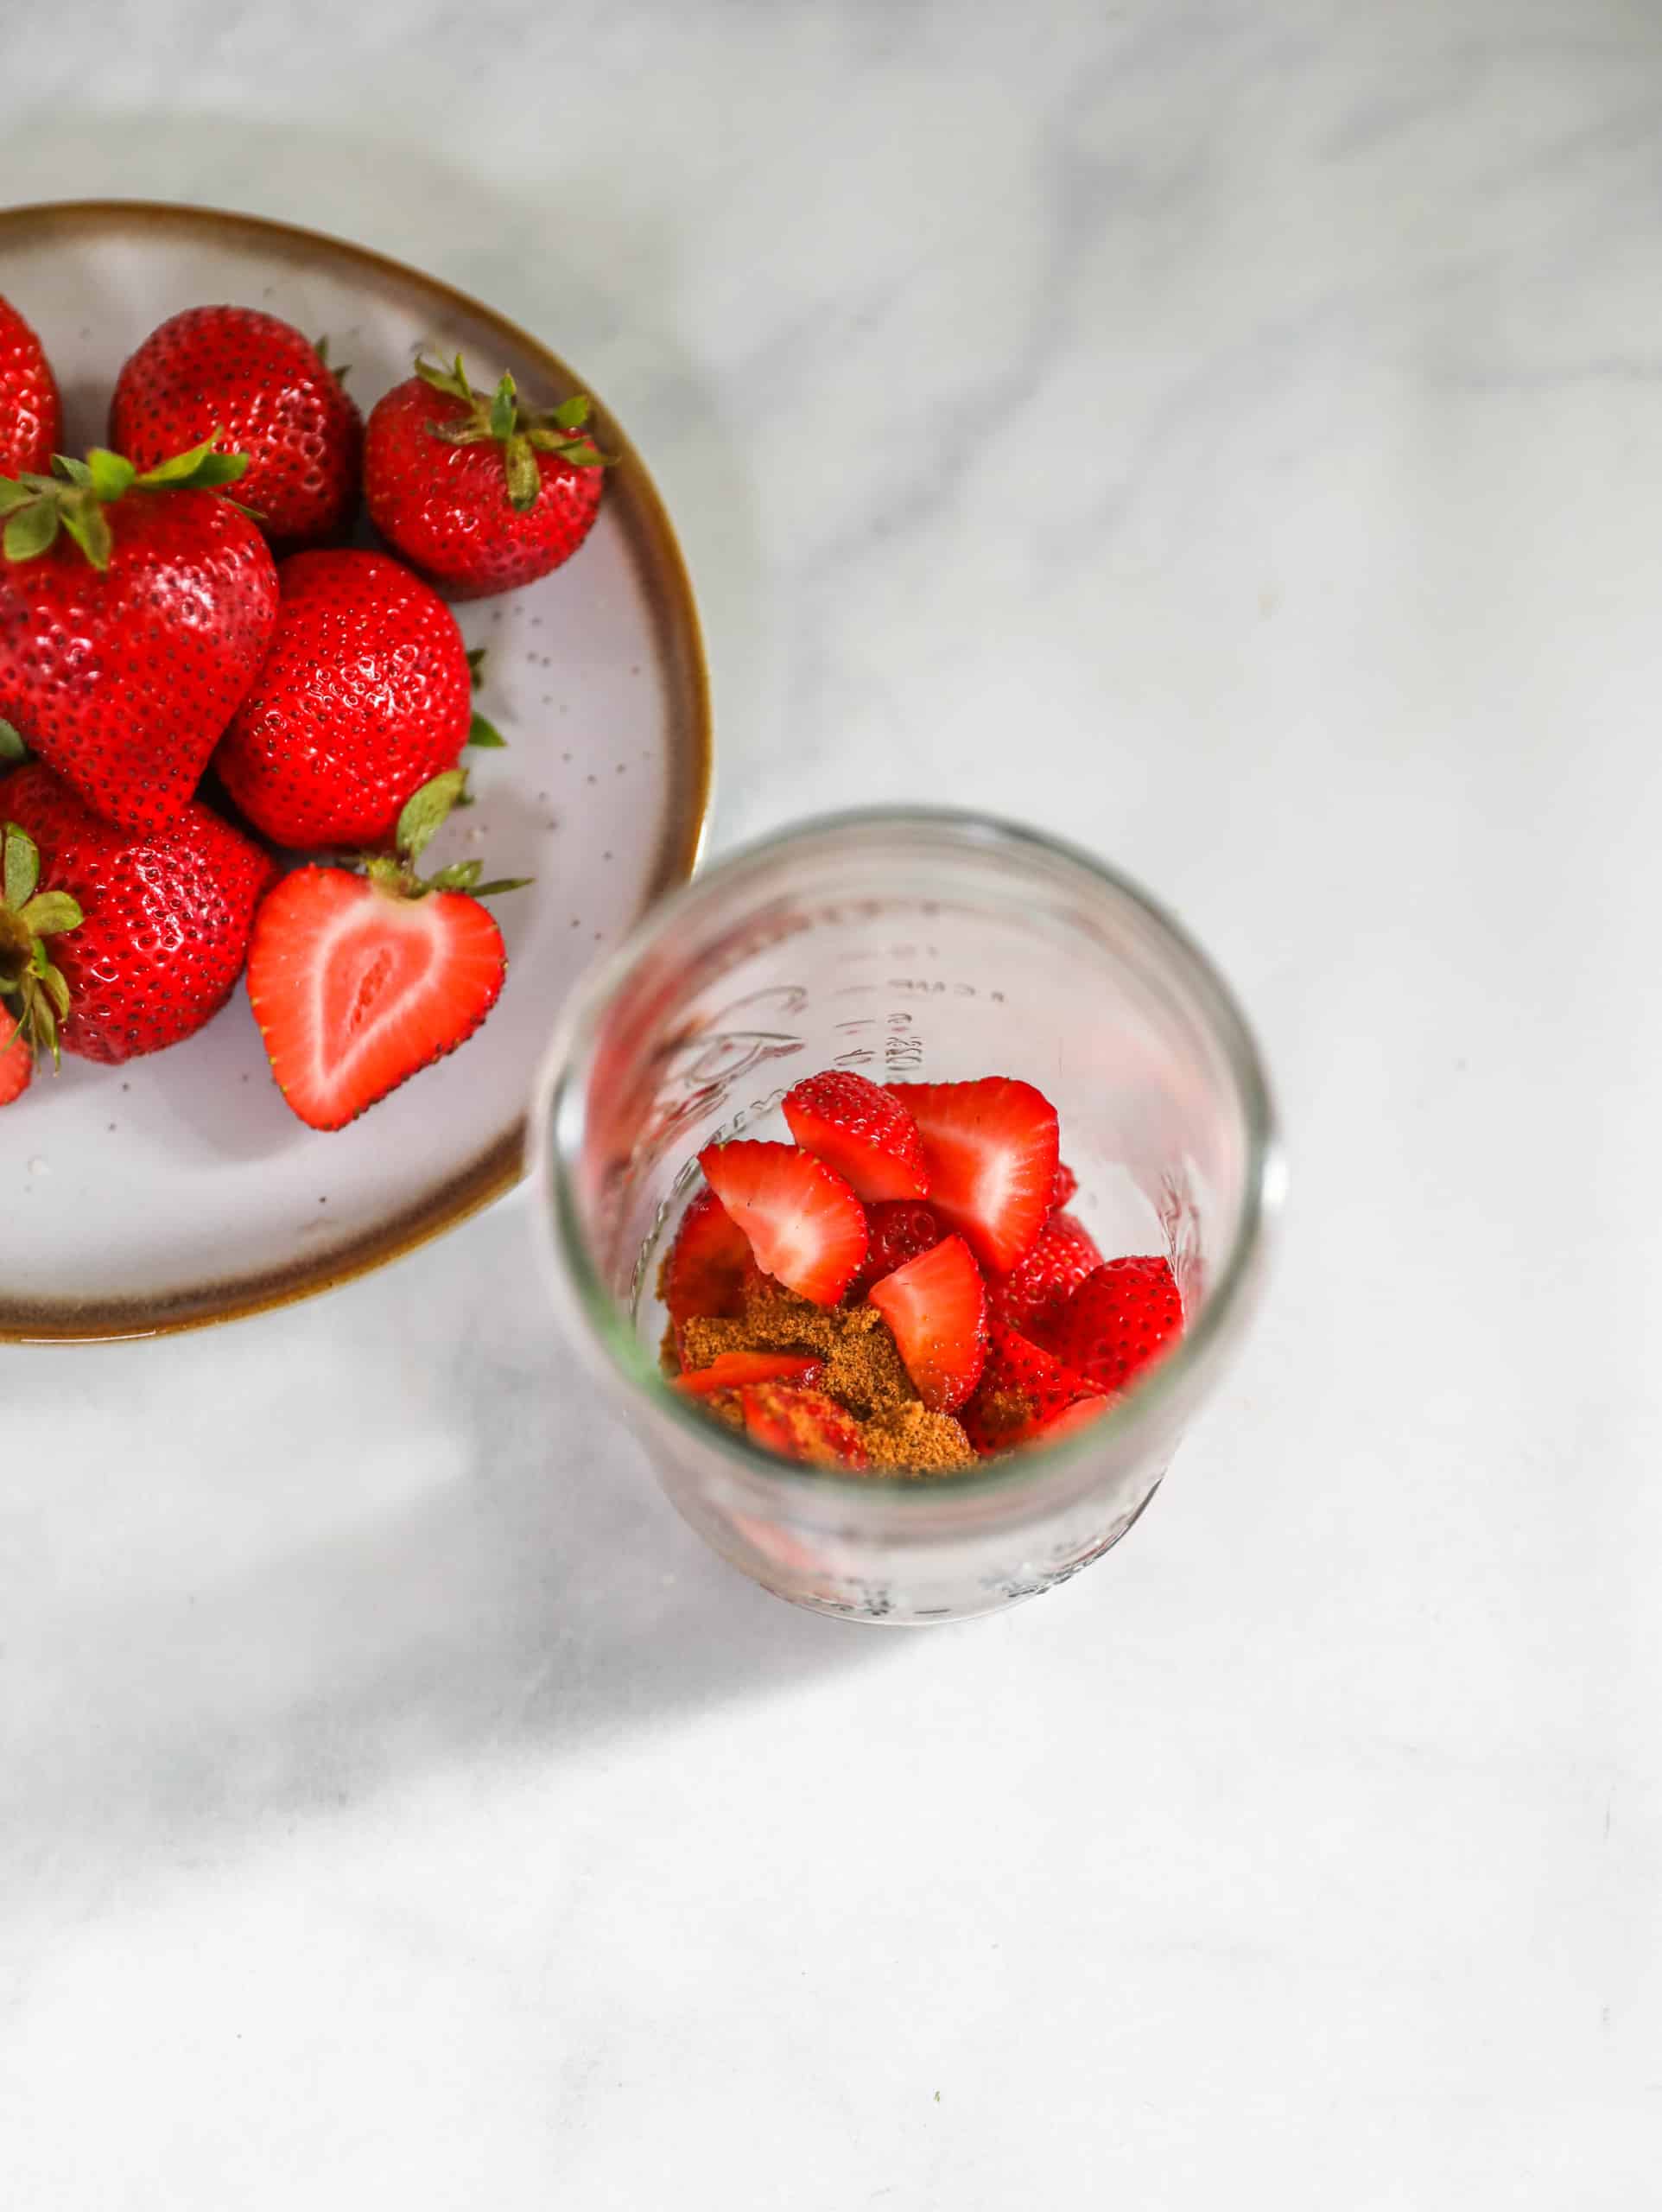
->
xmin=0 ymin=202 xmax=709 ymax=1342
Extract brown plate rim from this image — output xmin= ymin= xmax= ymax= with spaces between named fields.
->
xmin=0 ymin=197 xmax=713 ymax=1346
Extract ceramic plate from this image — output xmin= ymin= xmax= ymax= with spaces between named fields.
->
xmin=0 ymin=201 xmax=710 ymax=1343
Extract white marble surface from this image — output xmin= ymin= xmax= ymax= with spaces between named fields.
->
xmin=4 ymin=2 xmax=1661 ymax=2202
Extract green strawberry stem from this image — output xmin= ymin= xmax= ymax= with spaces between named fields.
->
xmin=358 ymin=772 xmax=531 ymax=903
xmin=0 ymin=821 xmax=82 ymax=1065
xmin=414 ymin=352 xmax=613 ymax=513
xmin=0 ymin=436 xmax=252 ymax=571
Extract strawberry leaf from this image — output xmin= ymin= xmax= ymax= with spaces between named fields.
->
xmin=467 ymin=712 xmax=506 ymax=749
xmin=3 ymin=501 xmax=59 ymax=561
xmin=134 ymin=435 xmax=250 ymax=490
xmin=19 ymin=891 xmax=82 ymax=936
xmin=0 ymin=721 xmax=26 ymax=764
xmin=86 ymin=448 xmax=136 ymax=501
xmin=0 ymin=480 xmax=32 ymax=514
xmin=395 ymin=768 xmax=469 ymax=867
xmin=550 ymin=394 xmax=591 ymax=430
xmin=503 ymin=434 xmax=541 ymax=512
xmin=487 ymin=373 xmax=518 ymax=442
xmin=470 ymin=876 xmax=533 ymax=897
xmin=466 ymin=646 xmax=487 ymax=683
xmin=3 ymin=823 xmax=40 ymax=909
xmin=427 ymin=859 xmax=483 ymax=892
xmin=58 ymin=499 xmax=112 ymax=571
xmin=52 ymin=455 xmax=94 ymax=488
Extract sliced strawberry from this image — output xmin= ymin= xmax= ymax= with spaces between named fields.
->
xmin=1048 ymin=1256 xmax=1183 ymax=1395
xmin=849 ymin=1199 xmax=943 ymax=1296
xmin=1051 ymin=1160 xmax=1078 ymax=1210
xmin=247 ymin=868 xmax=504 ymax=1130
xmin=739 ymin=1382 xmax=870 ymax=1470
xmin=675 ymin=1350 xmax=825 ymax=1397
xmin=0 ymin=1005 xmax=32 ymax=1105
xmin=885 ymin=1077 xmax=1059 ymax=1273
xmin=660 ymin=1186 xmax=752 ymax=1332
xmin=1024 ymin=1395 xmax=1112 ymax=1447
xmin=697 ymin=1141 xmax=867 ymax=1307
xmin=866 ymin=1234 xmax=988 ymax=1414
xmin=783 ymin=1068 xmax=929 ymax=1201
xmin=990 ymin=1211 xmax=1104 ymax=1343
xmin=960 ymin=1319 xmax=1100 ymax=1455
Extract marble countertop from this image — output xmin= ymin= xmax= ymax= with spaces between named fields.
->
xmin=4 ymin=3 xmax=1660 ymax=2203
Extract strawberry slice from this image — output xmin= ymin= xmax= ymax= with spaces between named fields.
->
xmin=246 ymin=770 xmax=521 ymax=1131
xmin=0 ymin=1006 xmax=32 ymax=1106
xmin=1024 ymin=1395 xmax=1112 ymax=1447
xmin=1047 ymin=1256 xmax=1183 ymax=1395
xmin=849 ymin=1199 xmax=943 ymax=1296
xmin=783 ymin=1068 xmax=929 ymax=1201
xmin=990 ymin=1211 xmax=1104 ymax=1343
xmin=960 ymin=1319 xmax=1100 ymax=1455
xmin=1051 ymin=1160 xmax=1078 ymax=1210
xmin=866 ymin=1233 xmax=988 ymax=1413
xmin=739 ymin=1382 xmax=870 ymax=1469
xmin=674 ymin=1350 xmax=825 ymax=1396
xmin=660 ymin=1187 xmax=752 ymax=1332
xmin=698 ymin=1141 xmax=867 ymax=1306
xmin=885 ymin=1077 xmax=1059 ymax=1273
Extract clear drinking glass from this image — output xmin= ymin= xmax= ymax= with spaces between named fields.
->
xmin=529 ymin=810 xmax=1279 ymax=1624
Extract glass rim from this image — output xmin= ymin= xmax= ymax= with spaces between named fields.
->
xmin=529 ymin=806 xmax=1283 ymax=1510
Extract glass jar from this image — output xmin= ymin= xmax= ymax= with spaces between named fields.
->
xmin=529 ymin=810 xmax=1280 ymax=1623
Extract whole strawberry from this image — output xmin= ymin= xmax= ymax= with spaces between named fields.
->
xmin=364 ymin=354 xmax=608 ymax=598
xmin=0 ymin=443 xmax=278 ymax=832
xmin=2 ymin=761 xmax=272 ymax=1064
xmin=247 ymin=770 xmax=525 ymax=1129
xmin=110 ymin=307 xmax=362 ymax=552
xmin=0 ymin=296 xmax=62 ymax=478
xmin=215 ymin=549 xmax=473 ymax=849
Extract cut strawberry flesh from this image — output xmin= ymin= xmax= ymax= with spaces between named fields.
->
xmin=660 ymin=1186 xmax=752 ymax=1331
xmin=960 ymin=1319 xmax=1101 ymax=1454
xmin=247 ymin=868 xmax=504 ymax=1131
xmin=738 ymin=1382 xmax=870 ymax=1469
xmin=990 ymin=1211 xmax=1104 ymax=1344
xmin=674 ymin=1350 xmax=825 ymax=1397
xmin=1047 ymin=1255 xmax=1183 ymax=1395
xmin=885 ymin=1077 xmax=1059 ymax=1274
xmin=1023 ymin=1395 xmax=1112 ymax=1447
xmin=698 ymin=1140 xmax=867 ymax=1306
xmin=783 ymin=1068 xmax=929 ymax=1201
xmin=866 ymin=1233 xmax=988 ymax=1414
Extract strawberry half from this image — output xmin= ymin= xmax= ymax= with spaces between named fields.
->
xmin=885 ymin=1077 xmax=1059 ymax=1274
xmin=1047 ymin=1256 xmax=1183 ymax=1395
xmin=675 ymin=1351 xmax=825 ymax=1397
xmin=990 ymin=1211 xmax=1104 ymax=1343
xmin=697 ymin=1141 xmax=867 ymax=1306
xmin=866 ymin=1233 xmax=988 ymax=1414
xmin=738 ymin=1382 xmax=870 ymax=1470
xmin=246 ymin=770 xmax=523 ymax=1130
xmin=849 ymin=1199 xmax=943 ymax=1296
xmin=783 ymin=1068 xmax=929 ymax=1200
xmin=959 ymin=1319 xmax=1100 ymax=1455
xmin=660 ymin=1186 xmax=752 ymax=1333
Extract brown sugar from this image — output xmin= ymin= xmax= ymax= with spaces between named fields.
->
xmin=671 ymin=1275 xmax=975 ymax=1471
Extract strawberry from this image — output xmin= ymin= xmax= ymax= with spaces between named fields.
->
xmin=0 ymin=296 xmax=61 ymax=478
xmin=959 ymin=1320 xmax=1100 ymax=1455
xmin=697 ymin=1141 xmax=867 ymax=1307
xmin=0 ymin=1002 xmax=30 ymax=1105
xmin=1047 ymin=1256 xmax=1183 ymax=1395
xmin=885 ymin=1077 xmax=1059 ymax=1274
xmin=865 ymin=1234 xmax=988 ymax=1414
xmin=246 ymin=771 xmax=522 ymax=1130
xmin=675 ymin=1350 xmax=825 ymax=1397
xmin=1051 ymin=1160 xmax=1078 ymax=1211
xmin=0 ymin=442 xmax=277 ymax=831
xmin=363 ymin=354 xmax=608 ymax=599
xmin=110 ymin=307 xmax=363 ymax=553
xmin=215 ymin=549 xmax=473 ymax=849
xmin=990 ymin=1211 xmax=1104 ymax=1343
xmin=659 ymin=1185 xmax=754 ymax=1337
xmin=1024 ymin=1396 xmax=1112 ymax=1447
xmin=848 ymin=1198 xmax=943 ymax=1296
xmin=783 ymin=1067 xmax=929 ymax=1201
xmin=2 ymin=762 xmax=269 ymax=1064
xmin=737 ymin=1382 xmax=870 ymax=1471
